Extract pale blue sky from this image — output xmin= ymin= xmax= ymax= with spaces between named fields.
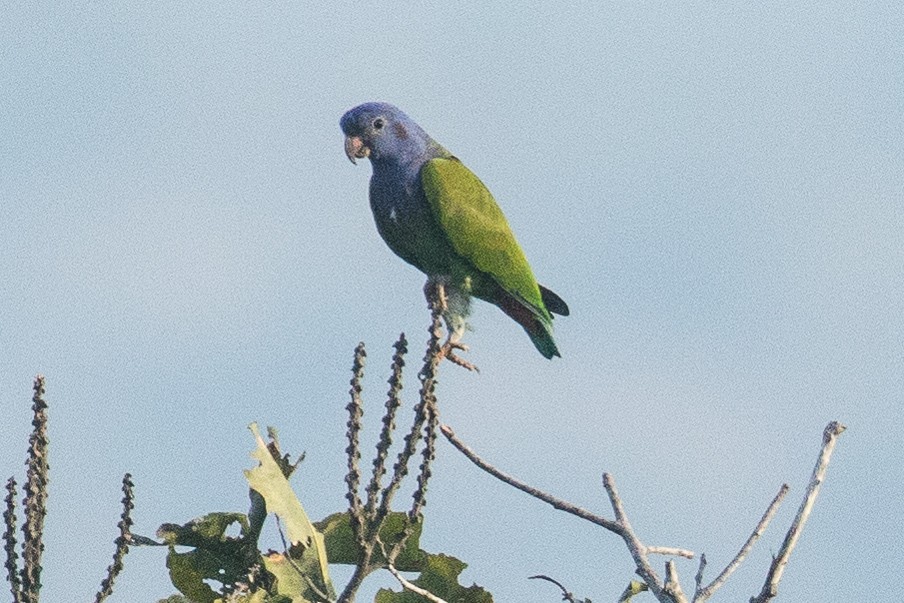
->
xmin=1 ymin=2 xmax=901 ymax=602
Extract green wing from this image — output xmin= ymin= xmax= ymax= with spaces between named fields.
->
xmin=420 ymin=157 xmax=550 ymax=321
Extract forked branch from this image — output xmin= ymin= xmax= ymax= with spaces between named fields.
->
xmin=693 ymin=484 xmax=789 ymax=602
xmin=442 ymin=421 xmax=845 ymax=603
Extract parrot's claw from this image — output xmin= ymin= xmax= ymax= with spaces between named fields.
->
xmin=438 ymin=341 xmax=479 ymax=372
xmin=425 ymin=277 xmax=477 ymax=371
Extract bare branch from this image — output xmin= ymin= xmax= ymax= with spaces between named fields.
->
xmin=694 ymin=484 xmax=789 ymax=602
xmin=443 ymin=425 xmax=697 ymax=603
xmin=440 ymin=424 xmax=621 ymax=532
xmin=693 ymin=554 xmax=707 ymax=597
xmin=386 ymin=562 xmax=449 ymax=603
xmin=750 ymin=421 xmax=846 ymax=603
xmin=602 ymin=474 xmax=670 ymax=601
xmin=647 ymin=547 xmax=695 ymax=559
xmin=336 ymin=558 xmax=370 ymax=603
xmin=663 ymin=560 xmax=688 ymax=603
xmin=529 ymin=574 xmax=588 ymax=603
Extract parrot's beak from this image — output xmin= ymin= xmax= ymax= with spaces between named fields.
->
xmin=344 ymin=136 xmax=370 ymax=165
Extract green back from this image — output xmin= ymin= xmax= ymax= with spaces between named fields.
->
xmin=420 ymin=158 xmax=550 ymax=321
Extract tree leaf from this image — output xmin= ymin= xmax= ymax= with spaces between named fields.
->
xmin=164 ymin=546 xmax=220 ymax=603
xmin=158 ymin=512 xmax=256 ymax=600
xmin=244 ymin=423 xmax=334 ymax=601
xmin=375 ymin=553 xmax=493 ymax=603
xmin=314 ymin=511 xmax=426 ymax=571
xmin=617 ymin=580 xmax=648 ymax=602
xmin=263 ymin=551 xmax=328 ymax=603
xmin=157 ymin=512 xmax=250 ymax=548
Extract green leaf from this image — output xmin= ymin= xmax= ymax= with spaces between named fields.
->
xmin=617 ymin=580 xmax=648 ymax=602
xmin=375 ymin=553 xmax=493 ymax=603
xmin=158 ymin=512 xmax=256 ymax=601
xmin=242 ymin=591 xmax=274 ymax=603
xmin=314 ymin=511 xmax=426 ymax=571
xmin=165 ymin=546 xmax=220 ymax=603
xmin=158 ymin=512 xmax=250 ymax=548
xmin=244 ymin=423 xmax=334 ymax=602
xmin=263 ymin=551 xmax=327 ymax=603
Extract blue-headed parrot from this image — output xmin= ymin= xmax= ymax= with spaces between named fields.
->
xmin=341 ymin=102 xmax=568 ymax=367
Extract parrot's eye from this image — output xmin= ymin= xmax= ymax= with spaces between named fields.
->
xmin=372 ymin=118 xmax=385 ymax=131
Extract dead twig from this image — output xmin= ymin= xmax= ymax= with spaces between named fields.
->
xmin=603 ymin=473 xmax=677 ymax=602
xmin=441 ymin=424 xmax=693 ymax=603
xmin=529 ymin=574 xmax=589 ymax=603
xmin=443 ymin=422 xmax=845 ymax=603
xmin=693 ymin=484 xmax=789 ymax=602
xmin=386 ymin=561 xmax=449 ymax=603
xmin=440 ymin=424 xmax=620 ymax=532
xmin=750 ymin=421 xmax=846 ymax=603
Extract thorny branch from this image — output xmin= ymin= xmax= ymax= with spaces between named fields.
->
xmin=337 ymin=306 xmax=445 ymax=603
xmin=441 ymin=421 xmax=845 ymax=603
xmin=366 ymin=336 xmax=407 ymax=517
xmin=380 ymin=308 xmax=440 ymax=527
xmin=4 ymin=376 xmax=138 ymax=603
xmin=3 ymin=478 xmax=22 ymax=603
xmin=21 ymin=376 xmax=49 ymax=603
xmin=94 ymin=473 xmax=135 ymax=603
xmin=344 ymin=342 xmax=367 ymax=551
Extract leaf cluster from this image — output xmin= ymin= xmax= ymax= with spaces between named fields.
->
xmin=147 ymin=422 xmax=490 ymax=603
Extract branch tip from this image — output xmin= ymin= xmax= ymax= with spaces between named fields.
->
xmin=749 ymin=421 xmax=845 ymax=603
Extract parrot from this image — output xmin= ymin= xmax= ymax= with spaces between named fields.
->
xmin=340 ymin=102 xmax=568 ymax=366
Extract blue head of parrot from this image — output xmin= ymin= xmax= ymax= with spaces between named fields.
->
xmin=340 ymin=102 xmax=432 ymax=167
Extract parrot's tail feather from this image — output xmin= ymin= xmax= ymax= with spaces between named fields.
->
xmin=497 ymin=293 xmax=561 ymax=359
xmin=530 ymin=328 xmax=561 ymax=359
xmin=539 ymin=285 xmax=570 ymax=317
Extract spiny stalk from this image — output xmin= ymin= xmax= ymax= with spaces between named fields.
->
xmin=21 ymin=376 xmax=49 ymax=603
xmin=95 ymin=473 xmax=135 ymax=603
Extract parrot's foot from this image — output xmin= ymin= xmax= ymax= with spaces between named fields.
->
xmin=425 ymin=278 xmax=450 ymax=313
xmin=425 ymin=277 xmax=477 ymax=371
xmin=438 ymin=341 xmax=479 ymax=373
